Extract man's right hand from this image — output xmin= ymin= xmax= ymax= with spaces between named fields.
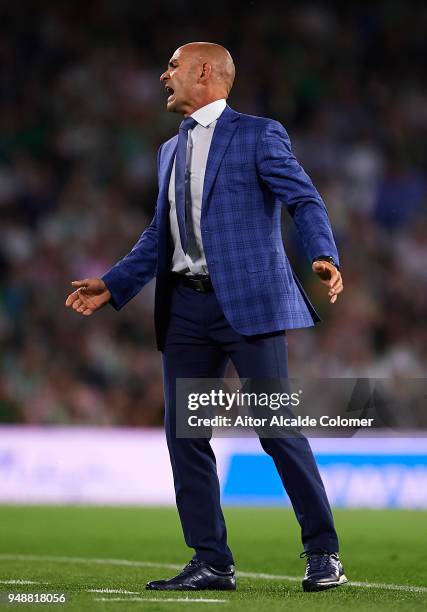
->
xmin=65 ymin=278 xmax=111 ymax=316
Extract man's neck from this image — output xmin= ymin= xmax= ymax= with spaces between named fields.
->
xmin=183 ymin=97 xmax=226 ymax=117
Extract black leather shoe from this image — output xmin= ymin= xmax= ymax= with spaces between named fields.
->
xmin=146 ymin=559 xmax=236 ymax=591
xmin=301 ymin=550 xmax=348 ymax=592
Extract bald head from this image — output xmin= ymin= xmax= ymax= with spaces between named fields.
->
xmin=179 ymin=42 xmax=235 ymax=95
xmin=160 ymin=42 xmax=236 ymax=116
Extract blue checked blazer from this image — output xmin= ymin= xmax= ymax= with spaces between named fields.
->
xmin=102 ymin=105 xmax=340 ymax=350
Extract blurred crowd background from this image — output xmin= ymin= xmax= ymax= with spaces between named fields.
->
xmin=0 ymin=0 xmax=426 ymax=425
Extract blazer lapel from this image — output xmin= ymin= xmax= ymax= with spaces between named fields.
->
xmin=202 ymin=105 xmax=240 ymax=207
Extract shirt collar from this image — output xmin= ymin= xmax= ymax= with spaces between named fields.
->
xmin=190 ymin=99 xmax=227 ymax=128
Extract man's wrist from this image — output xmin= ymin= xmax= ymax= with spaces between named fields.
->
xmin=313 ymin=256 xmax=339 ymax=270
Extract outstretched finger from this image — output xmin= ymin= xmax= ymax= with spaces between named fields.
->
xmin=329 ymin=280 xmax=343 ymax=297
xmin=65 ymin=290 xmax=80 ymax=307
xmin=326 ymin=268 xmax=339 ymax=287
xmin=330 ymin=272 xmax=342 ymax=289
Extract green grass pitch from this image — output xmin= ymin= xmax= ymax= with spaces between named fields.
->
xmin=0 ymin=506 xmax=426 ymax=611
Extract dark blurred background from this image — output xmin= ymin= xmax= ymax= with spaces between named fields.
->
xmin=0 ymin=0 xmax=426 ymax=426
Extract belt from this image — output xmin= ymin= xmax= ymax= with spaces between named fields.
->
xmin=172 ymin=273 xmax=213 ymax=293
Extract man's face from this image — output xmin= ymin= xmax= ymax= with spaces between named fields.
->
xmin=160 ymin=48 xmax=198 ymax=114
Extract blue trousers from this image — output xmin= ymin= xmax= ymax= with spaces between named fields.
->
xmin=162 ymin=280 xmax=339 ymax=565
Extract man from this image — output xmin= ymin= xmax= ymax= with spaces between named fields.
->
xmin=65 ymin=42 xmax=347 ymax=592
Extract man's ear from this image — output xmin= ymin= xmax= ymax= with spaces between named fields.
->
xmin=199 ymin=62 xmax=212 ymax=81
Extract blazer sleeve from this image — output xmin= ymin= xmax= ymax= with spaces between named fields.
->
xmin=101 ymin=146 xmax=162 ymax=310
xmin=256 ymin=120 xmax=339 ymax=266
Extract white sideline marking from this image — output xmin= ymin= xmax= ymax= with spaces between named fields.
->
xmin=87 ymin=588 xmax=140 ymax=594
xmin=0 ymin=554 xmax=426 ymax=594
xmin=0 ymin=580 xmax=43 ymax=585
xmin=94 ymin=597 xmax=226 ymax=603
xmin=348 ymin=580 xmax=427 ymax=593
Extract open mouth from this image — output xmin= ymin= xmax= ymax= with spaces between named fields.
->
xmin=165 ymin=86 xmax=175 ymax=102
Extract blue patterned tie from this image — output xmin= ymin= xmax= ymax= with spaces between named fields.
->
xmin=175 ymin=116 xmax=198 ymax=254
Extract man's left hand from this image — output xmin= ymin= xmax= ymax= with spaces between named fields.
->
xmin=312 ymin=261 xmax=343 ymax=304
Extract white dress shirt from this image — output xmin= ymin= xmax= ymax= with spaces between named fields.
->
xmin=169 ymin=98 xmax=227 ymax=275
